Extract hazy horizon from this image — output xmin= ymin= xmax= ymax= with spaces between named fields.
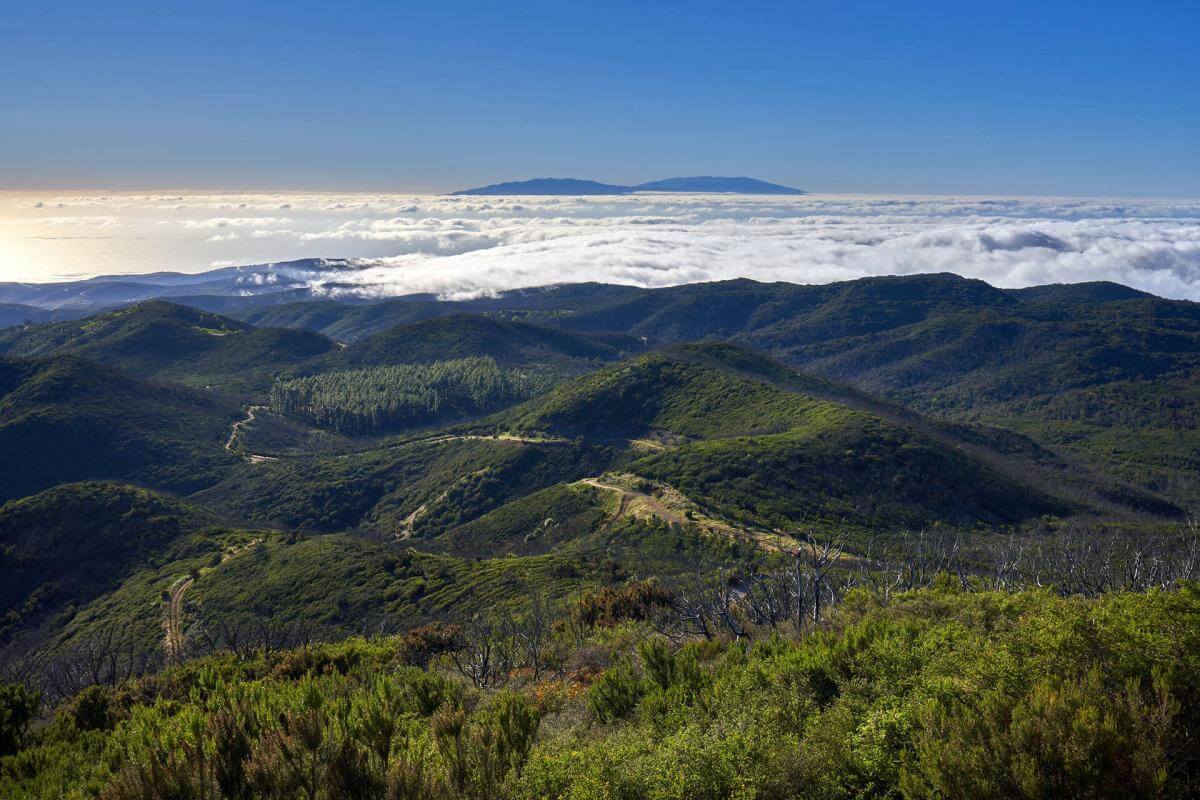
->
xmin=3 ymin=190 xmax=1199 ymax=302
xmin=4 ymin=2 xmax=1198 ymax=294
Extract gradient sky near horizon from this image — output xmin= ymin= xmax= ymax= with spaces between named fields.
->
xmin=2 ymin=1 xmax=1198 ymax=196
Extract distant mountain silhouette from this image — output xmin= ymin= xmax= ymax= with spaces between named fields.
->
xmin=452 ymin=176 xmax=806 ymax=195
xmin=451 ymin=178 xmax=631 ymax=195
xmin=634 ymin=176 xmax=805 ymax=194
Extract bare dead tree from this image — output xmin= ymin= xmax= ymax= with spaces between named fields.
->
xmin=847 ymin=529 xmax=962 ymax=594
xmin=188 ymin=609 xmax=317 ymax=662
xmin=655 ymin=561 xmax=749 ymax=641
xmin=447 ymin=615 xmax=516 ymax=688
xmin=799 ymin=533 xmax=846 ymax=627
xmin=38 ymin=619 xmax=160 ymax=704
xmin=506 ymin=592 xmax=558 ymax=680
xmin=741 ymin=569 xmax=803 ymax=630
xmin=980 ymin=533 xmax=1030 ymax=591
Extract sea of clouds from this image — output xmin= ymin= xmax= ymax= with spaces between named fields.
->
xmin=4 ymin=192 xmax=1199 ymax=301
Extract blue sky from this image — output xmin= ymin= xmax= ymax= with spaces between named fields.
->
xmin=2 ymin=1 xmax=1197 ymax=195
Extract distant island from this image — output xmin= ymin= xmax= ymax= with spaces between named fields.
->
xmin=452 ymin=176 xmax=806 ymax=195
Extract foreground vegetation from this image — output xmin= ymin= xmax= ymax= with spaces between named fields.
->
xmin=2 ymin=583 xmax=1198 ymax=799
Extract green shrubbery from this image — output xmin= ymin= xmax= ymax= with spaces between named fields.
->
xmin=4 ymin=583 xmax=1199 ymax=799
xmin=0 ymin=682 xmax=39 ymax=756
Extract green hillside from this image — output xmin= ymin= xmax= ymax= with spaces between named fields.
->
xmin=333 ymin=313 xmax=632 ymax=369
xmin=222 ymin=276 xmax=1199 ymax=487
xmin=492 ymin=344 xmax=1074 ymax=530
xmin=512 ymin=275 xmax=1200 ymax=507
xmin=0 ymin=301 xmax=336 ymax=395
xmin=205 ymin=340 xmax=1177 ymax=541
xmin=5 ymin=585 xmax=1198 ymax=799
xmin=194 ymin=434 xmax=617 ymax=534
xmin=187 ymin=534 xmax=589 ymax=634
xmin=500 ymin=342 xmax=847 ymax=440
xmin=0 ymin=356 xmax=240 ymax=503
xmin=3 ymin=275 xmax=1200 ymax=799
xmin=172 ymin=274 xmax=1200 ymax=507
xmin=0 ymin=482 xmax=220 ymax=646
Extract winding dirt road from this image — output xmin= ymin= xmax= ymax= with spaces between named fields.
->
xmin=162 ymin=540 xmax=260 ymax=662
xmin=162 ymin=575 xmax=194 ymax=663
xmin=579 ymin=477 xmax=792 ymax=552
xmin=422 ymin=432 xmax=569 ymax=446
xmin=225 ymin=406 xmax=277 ymax=463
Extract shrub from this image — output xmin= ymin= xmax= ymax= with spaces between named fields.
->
xmin=588 ymin=658 xmax=644 ymax=723
xmin=396 ymin=622 xmax=464 ymax=668
xmin=638 ymin=638 xmax=676 ymax=691
xmin=573 ymin=579 xmax=674 ymax=628
xmin=67 ymin=685 xmax=113 ymax=732
xmin=0 ymin=681 xmax=40 ymax=755
xmin=905 ymin=670 xmax=1178 ymax=799
xmin=433 ymin=691 xmax=540 ymax=799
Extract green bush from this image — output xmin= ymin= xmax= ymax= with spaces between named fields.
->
xmin=0 ymin=681 xmax=40 ymax=755
xmin=587 ymin=658 xmax=644 ymax=723
xmin=5 ymin=586 xmax=1200 ymax=799
xmin=904 ymin=670 xmax=1177 ymax=799
xmin=67 ymin=685 xmax=113 ymax=732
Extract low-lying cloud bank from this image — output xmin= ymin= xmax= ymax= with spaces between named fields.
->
xmin=4 ymin=192 xmax=1199 ymax=301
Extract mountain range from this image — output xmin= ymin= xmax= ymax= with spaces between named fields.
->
xmin=3 ymin=268 xmax=1199 ymax=797
xmin=450 ymin=175 xmax=807 ymax=195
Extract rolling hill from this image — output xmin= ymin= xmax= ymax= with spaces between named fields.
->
xmin=193 ymin=432 xmax=617 ymax=534
xmin=204 ymin=338 xmax=1177 ymax=546
xmin=0 ymin=275 xmax=1194 ymax=694
xmin=0 ymin=355 xmax=240 ymax=503
xmin=493 ymin=343 xmax=1074 ymax=530
xmin=0 ymin=300 xmax=337 ymax=395
xmin=0 ymin=482 xmax=222 ymax=647
xmin=262 ymin=315 xmax=643 ymax=436
xmin=502 ymin=275 xmax=1200 ymax=507
xmin=1 ymin=275 xmax=1198 ymax=800
xmin=332 ymin=313 xmax=632 ymax=369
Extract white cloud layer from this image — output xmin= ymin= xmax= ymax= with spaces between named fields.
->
xmin=2 ymin=192 xmax=1198 ymax=301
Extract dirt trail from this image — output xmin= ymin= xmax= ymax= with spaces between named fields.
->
xmin=162 ymin=539 xmax=260 ymax=662
xmin=422 ymin=432 xmax=570 ymax=446
xmin=225 ymin=406 xmax=278 ymax=463
xmin=420 ymin=432 xmax=671 ymax=450
xmin=162 ymin=575 xmax=193 ymax=663
xmin=582 ymin=478 xmax=692 ymax=529
xmin=580 ymin=477 xmax=792 ymax=552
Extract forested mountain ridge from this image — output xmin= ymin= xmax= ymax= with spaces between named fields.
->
xmin=194 ymin=273 xmax=1200 ymax=505
xmin=330 ymin=313 xmax=637 ymax=370
xmin=0 ymin=300 xmax=337 ymax=395
xmin=1 ymin=274 xmax=1198 ymax=800
xmin=0 ymin=482 xmax=223 ymax=647
xmin=0 ymin=355 xmax=240 ymax=503
xmin=270 ymin=357 xmax=561 ymax=436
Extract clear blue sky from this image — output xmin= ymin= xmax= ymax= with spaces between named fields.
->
xmin=2 ymin=0 xmax=1197 ymax=195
